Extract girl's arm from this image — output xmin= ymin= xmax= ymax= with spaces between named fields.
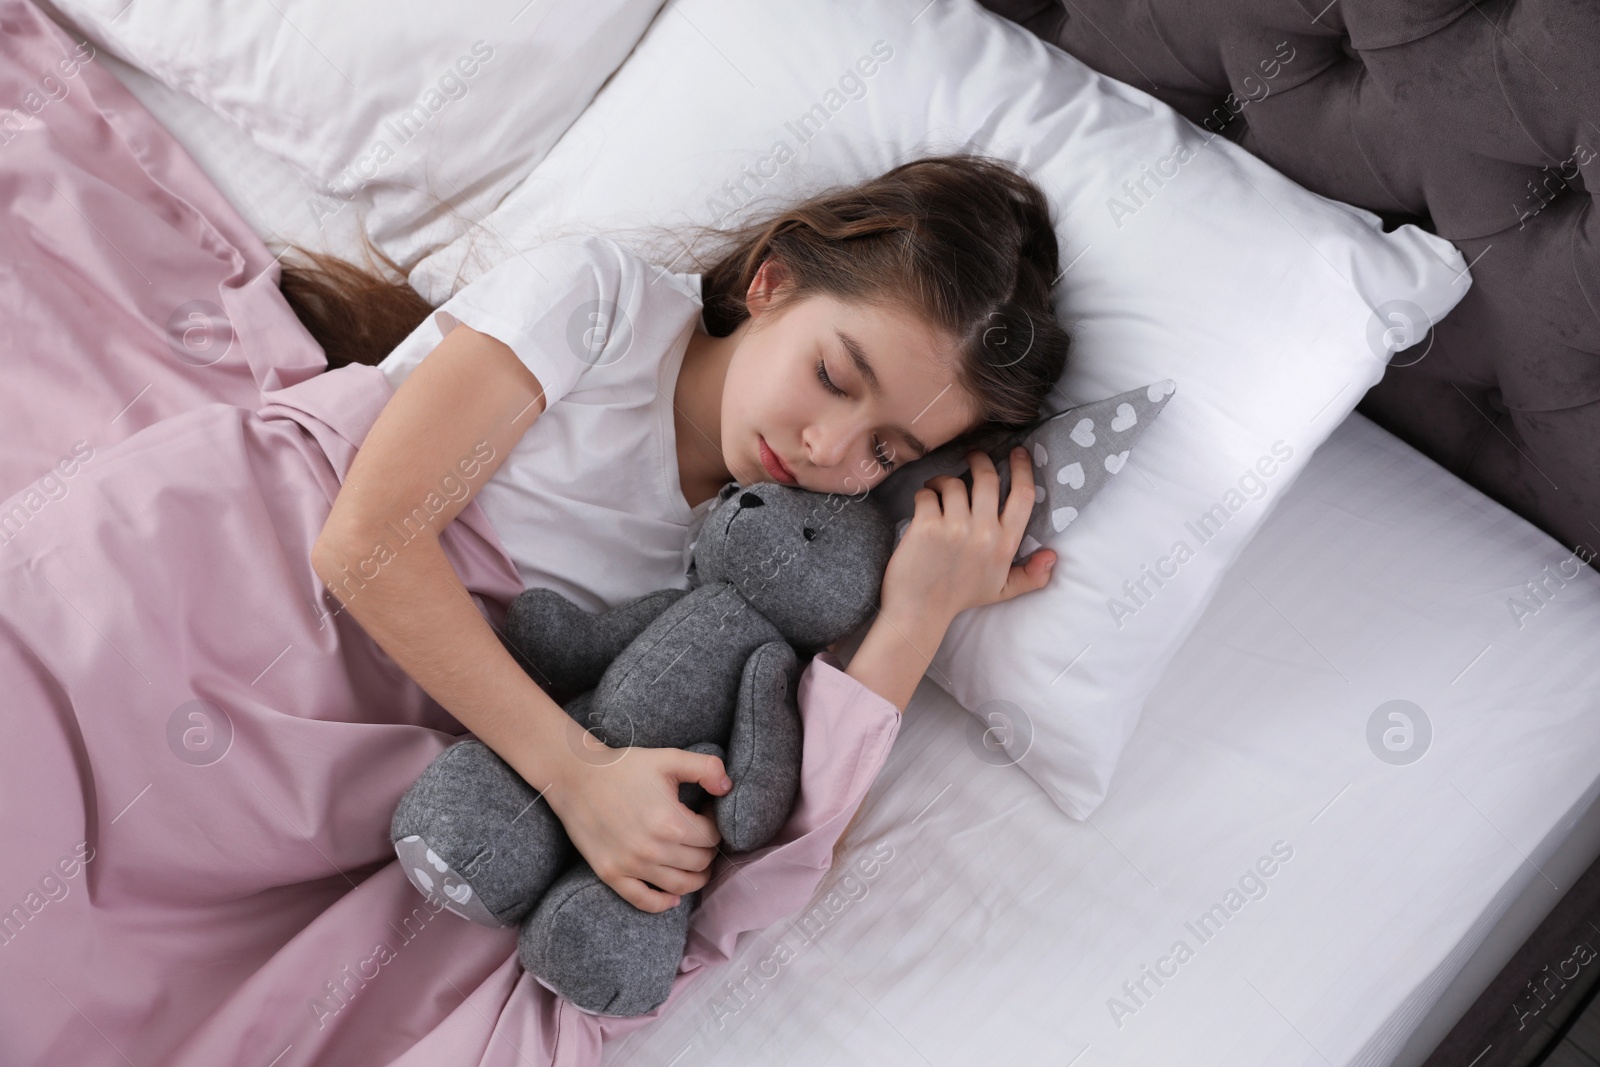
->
xmin=829 ymin=448 xmax=1054 ymax=869
xmin=312 ymin=323 xmax=728 ymax=914
xmin=846 ymin=447 xmax=1057 ymax=713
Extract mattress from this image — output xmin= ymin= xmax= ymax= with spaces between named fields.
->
xmin=78 ymin=30 xmax=1600 ymax=1066
xmin=599 ymin=412 xmax=1600 ymax=1067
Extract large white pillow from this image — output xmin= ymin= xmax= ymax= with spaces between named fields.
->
xmin=408 ymin=0 xmax=1471 ymax=818
xmin=47 ymin=0 xmax=667 ymax=264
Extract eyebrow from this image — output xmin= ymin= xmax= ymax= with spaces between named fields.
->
xmin=835 ymin=328 xmax=930 ymax=459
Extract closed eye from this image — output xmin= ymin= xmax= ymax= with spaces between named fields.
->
xmin=815 ymin=357 xmax=896 ymax=472
xmin=815 ymin=356 xmax=846 ymax=397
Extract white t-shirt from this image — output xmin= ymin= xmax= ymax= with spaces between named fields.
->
xmin=377 ymin=235 xmax=719 ymax=613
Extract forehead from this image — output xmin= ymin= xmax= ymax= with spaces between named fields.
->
xmin=807 ymin=291 xmax=981 ymax=435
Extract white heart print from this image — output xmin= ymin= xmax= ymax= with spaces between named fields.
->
xmin=1110 ymin=403 xmax=1137 ymax=432
xmin=1070 ymin=418 xmax=1095 ymax=447
xmin=1147 ymin=380 xmax=1176 ymax=402
xmin=1031 ymin=442 xmax=1048 ymax=467
xmin=1105 ymin=451 xmax=1128 ymax=474
xmin=1052 ymin=506 xmax=1079 ymax=531
xmin=445 ymin=882 xmax=474 ymax=904
xmin=425 ymin=847 xmax=449 ymax=873
xmin=412 ymin=868 xmax=435 ymax=894
xmin=1034 ymin=484 xmax=1044 ymax=503
xmin=1057 ymin=461 xmax=1084 ymax=489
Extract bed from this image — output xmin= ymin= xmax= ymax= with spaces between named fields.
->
xmin=601 ymin=409 xmax=1600 ymax=1067
xmin=14 ymin=1 xmax=1600 ymax=1065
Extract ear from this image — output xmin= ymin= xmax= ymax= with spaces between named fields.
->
xmin=717 ymin=481 xmax=742 ymax=503
xmin=745 ymin=257 xmax=790 ymax=319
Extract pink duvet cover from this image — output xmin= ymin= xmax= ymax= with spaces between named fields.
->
xmin=0 ymin=3 xmax=901 ymax=1064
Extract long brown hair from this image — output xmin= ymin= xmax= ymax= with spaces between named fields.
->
xmin=280 ymin=153 xmax=1073 ymax=435
xmin=277 ymin=238 xmax=436 ymax=373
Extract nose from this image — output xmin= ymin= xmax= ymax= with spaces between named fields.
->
xmin=802 ymin=417 xmax=855 ymax=469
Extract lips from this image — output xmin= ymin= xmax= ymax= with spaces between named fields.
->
xmin=758 ymin=436 xmax=798 ymax=485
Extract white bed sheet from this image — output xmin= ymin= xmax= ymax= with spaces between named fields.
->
xmin=601 ymin=412 xmax=1600 ymax=1067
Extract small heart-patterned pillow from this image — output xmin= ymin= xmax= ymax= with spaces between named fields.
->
xmin=877 ymin=380 xmax=1177 ymax=563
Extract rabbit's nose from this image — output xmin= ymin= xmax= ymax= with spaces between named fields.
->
xmin=738 ymin=492 xmax=765 ymax=509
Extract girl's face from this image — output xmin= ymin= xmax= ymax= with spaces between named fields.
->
xmin=722 ymin=261 xmax=982 ymax=496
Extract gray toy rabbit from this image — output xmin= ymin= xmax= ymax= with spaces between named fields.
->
xmin=391 ymin=480 xmax=895 ymax=1017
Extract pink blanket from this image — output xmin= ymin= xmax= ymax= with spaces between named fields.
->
xmin=0 ymin=3 xmax=901 ymax=1064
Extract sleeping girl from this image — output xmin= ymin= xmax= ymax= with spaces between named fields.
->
xmin=289 ymin=153 xmax=1072 ymax=917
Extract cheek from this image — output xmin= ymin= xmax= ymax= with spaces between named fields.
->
xmin=721 ymin=355 xmax=765 ymax=428
xmin=730 ymin=339 xmax=802 ymax=420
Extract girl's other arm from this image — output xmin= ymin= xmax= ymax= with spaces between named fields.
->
xmin=312 ymin=323 xmax=728 ymax=913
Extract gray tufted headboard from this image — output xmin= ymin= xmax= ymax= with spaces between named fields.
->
xmin=980 ymin=0 xmax=1600 ymax=568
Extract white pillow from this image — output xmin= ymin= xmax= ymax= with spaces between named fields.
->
xmin=48 ymin=0 xmax=668 ymax=264
xmin=408 ymin=0 xmax=1471 ymax=818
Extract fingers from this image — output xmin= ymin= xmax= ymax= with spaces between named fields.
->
xmin=966 ymin=449 xmax=1000 ymax=519
xmin=615 ymin=876 xmax=685 ymax=914
xmin=998 ymin=549 xmax=1058 ymax=602
xmin=672 ymin=748 xmax=731 ymax=797
xmin=647 ymin=783 xmax=721 ymax=849
xmin=923 ymin=471 xmax=972 ymax=519
xmin=678 ymin=808 xmax=721 ymax=848
xmin=661 ymin=749 xmax=725 ymax=848
xmin=650 ymin=859 xmax=713 ymax=894
xmin=1000 ymin=446 xmax=1036 ymax=541
xmin=601 ymin=837 xmax=716 ymax=912
xmin=661 ymin=841 xmax=717 ymax=874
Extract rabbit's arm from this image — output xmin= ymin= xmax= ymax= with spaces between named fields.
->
xmin=503 ymin=587 xmax=689 ymax=700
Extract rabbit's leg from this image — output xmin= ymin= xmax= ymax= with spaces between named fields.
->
xmin=716 ymin=641 xmax=802 ymax=852
xmin=392 ymin=737 xmax=574 ymax=927
xmin=517 ymin=741 xmax=724 ymax=1017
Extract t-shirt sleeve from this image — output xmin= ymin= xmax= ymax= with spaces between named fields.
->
xmin=427 ymin=236 xmax=632 ymax=410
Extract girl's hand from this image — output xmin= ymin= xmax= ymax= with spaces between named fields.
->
xmin=881 ymin=447 xmax=1057 ymax=625
xmin=543 ymin=742 xmax=731 ymax=913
